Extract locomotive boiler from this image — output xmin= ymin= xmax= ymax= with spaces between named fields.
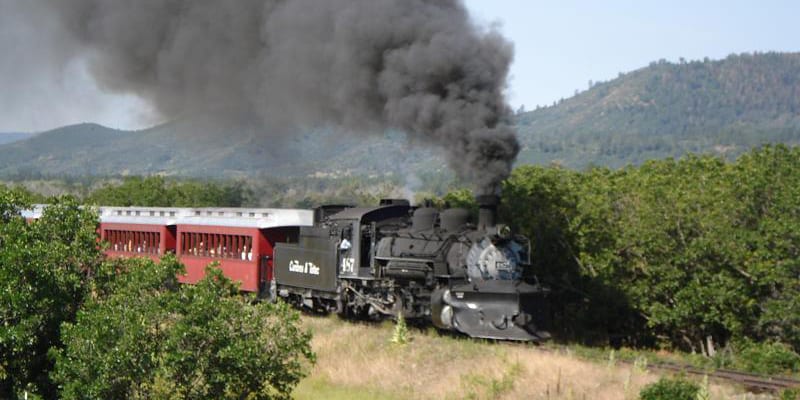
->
xmin=272 ymin=196 xmax=550 ymax=341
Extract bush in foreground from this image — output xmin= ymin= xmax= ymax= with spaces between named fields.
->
xmin=781 ymin=388 xmax=799 ymax=400
xmin=639 ymin=377 xmax=700 ymax=400
xmin=52 ymin=257 xmax=314 ymax=400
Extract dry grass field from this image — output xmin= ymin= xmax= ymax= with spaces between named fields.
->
xmin=293 ymin=315 xmax=759 ymax=400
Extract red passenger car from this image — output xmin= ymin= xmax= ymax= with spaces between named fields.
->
xmin=175 ymin=208 xmax=313 ymax=292
xmin=98 ymin=207 xmax=313 ymax=292
xmin=24 ymin=204 xmax=313 ymax=294
xmin=98 ymin=207 xmax=185 ymax=262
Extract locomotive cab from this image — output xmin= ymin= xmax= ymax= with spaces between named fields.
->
xmin=272 ymin=202 xmax=411 ymax=313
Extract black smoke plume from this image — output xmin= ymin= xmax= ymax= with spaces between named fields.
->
xmin=28 ymin=0 xmax=519 ymax=193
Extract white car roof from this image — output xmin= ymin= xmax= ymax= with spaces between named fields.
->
xmin=25 ymin=205 xmax=314 ymax=229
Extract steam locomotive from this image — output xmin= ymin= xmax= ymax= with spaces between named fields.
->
xmin=24 ymin=196 xmax=549 ymax=341
xmin=273 ymin=195 xmax=550 ymax=341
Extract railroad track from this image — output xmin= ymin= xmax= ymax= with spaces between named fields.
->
xmin=502 ymin=342 xmax=800 ymax=392
xmin=653 ymin=362 xmax=800 ymax=392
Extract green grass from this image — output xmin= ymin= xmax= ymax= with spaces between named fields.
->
xmin=542 ymin=341 xmax=800 ymax=379
xmin=294 ymin=377 xmax=404 ymax=400
xmin=291 ymin=314 xmax=747 ymax=399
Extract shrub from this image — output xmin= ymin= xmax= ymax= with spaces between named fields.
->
xmin=52 ymin=258 xmax=315 ymax=400
xmin=639 ymin=377 xmax=700 ymax=400
xmin=733 ymin=341 xmax=800 ymax=375
xmin=781 ymin=388 xmax=799 ymax=400
xmin=391 ymin=314 xmax=410 ymax=345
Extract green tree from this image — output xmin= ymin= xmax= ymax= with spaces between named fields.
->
xmin=86 ymin=176 xmax=249 ymax=207
xmin=53 ymin=257 xmax=314 ymax=399
xmin=0 ymin=194 xmax=103 ymax=398
xmin=440 ymin=188 xmax=477 ymax=210
xmin=0 ymin=184 xmax=45 ymax=205
xmin=500 ymin=148 xmax=800 ymax=353
xmin=501 ymin=165 xmax=640 ymax=343
xmin=732 ymin=145 xmax=800 ymax=350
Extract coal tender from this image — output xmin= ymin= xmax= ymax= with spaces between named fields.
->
xmin=273 ymin=196 xmax=549 ymax=341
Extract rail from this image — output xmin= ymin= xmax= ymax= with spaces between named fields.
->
xmin=503 ymin=342 xmax=800 ymax=392
xmin=653 ymin=361 xmax=800 ymax=392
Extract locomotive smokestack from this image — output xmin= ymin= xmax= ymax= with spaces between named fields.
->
xmin=476 ymin=194 xmax=498 ymax=230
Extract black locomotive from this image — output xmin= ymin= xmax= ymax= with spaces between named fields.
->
xmin=272 ymin=195 xmax=550 ymax=341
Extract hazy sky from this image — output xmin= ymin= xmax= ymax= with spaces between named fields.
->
xmin=1 ymin=0 xmax=799 ymax=132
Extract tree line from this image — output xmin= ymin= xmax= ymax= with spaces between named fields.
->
xmin=3 ymin=173 xmax=423 ymax=209
xmin=498 ymin=144 xmax=800 ymax=369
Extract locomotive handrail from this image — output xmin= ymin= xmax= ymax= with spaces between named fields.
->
xmin=374 ymin=256 xmax=433 ymax=263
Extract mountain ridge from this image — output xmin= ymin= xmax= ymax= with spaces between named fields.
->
xmin=1 ymin=52 xmax=799 ymax=177
xmin=516 ymin=51 xmax=800 ymax=167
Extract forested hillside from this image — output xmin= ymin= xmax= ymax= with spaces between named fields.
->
xmin=517 ymin=52 xmax=800 ymax=167
xmin=0 ymin=120 xmax=440 ymax=179
xmin=0 ymin=52 xmax=798 ymax=178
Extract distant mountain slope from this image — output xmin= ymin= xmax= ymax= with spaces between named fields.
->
xmin=0 ymin=120 xmax=441 ymax=178
xmin=515 ymin=52 xmax=800 ymax=168
xmin=0 ymin=132 xmax=34 ymax=146
xmin=0 ymin=52 xmax=798 ymax=177
xmin=0 ymin=123 xmax=131 ymax=176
